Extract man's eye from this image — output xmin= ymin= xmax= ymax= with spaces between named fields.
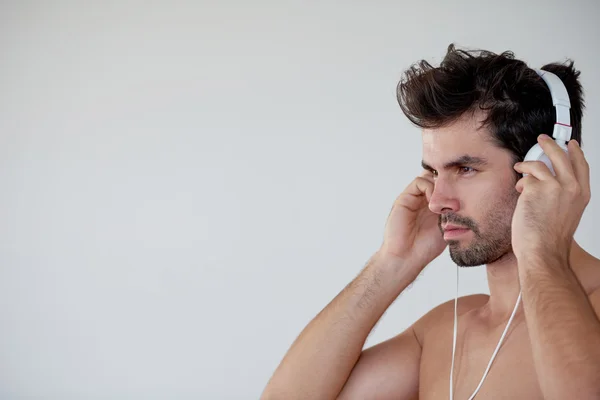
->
xmin=459 ymin=166 xmax=475 ymax=174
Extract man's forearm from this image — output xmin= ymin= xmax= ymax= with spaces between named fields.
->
xmin=261 ymin=252 xmax=419 ymax=400
xmin=519 ymin=254 xmax=600 ymax=399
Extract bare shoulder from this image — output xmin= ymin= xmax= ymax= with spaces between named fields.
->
xmin=587 ymin=257 xmax=600 ymax=291
xmin=577 ymin=253 xmax=600 ymax=310
xmin=570 ymin=250 xmax=600 ymax=318
xmin=412 ymin=293 xmax=490 ymax=344
xmin=588 ymin=282 xmax=600 ymax=320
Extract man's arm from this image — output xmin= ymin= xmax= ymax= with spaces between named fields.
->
xmin=336 ymin=293 xmax=489 ymax=399
xmin=518 ymin=254 xmax=600 ymax=400
xmin=336 ymin=325 xmax=422 ymax=400
xmin=260 ymin=251 xmax=422 ymax=400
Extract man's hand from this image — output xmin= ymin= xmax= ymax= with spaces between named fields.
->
xmin=512 ymin=134 xmax=591 ymax=263
xmin=380 ymin=170 xmax=447 ymax=275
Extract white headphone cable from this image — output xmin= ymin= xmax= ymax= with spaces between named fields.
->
xmin=449 ymin=264 xmax=522 ymax=400
xmin=449 ymin=265 xmax=459 ymax=400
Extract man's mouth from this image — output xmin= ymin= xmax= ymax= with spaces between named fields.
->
xmin=443 ymin=225 xmax=470 ymax=239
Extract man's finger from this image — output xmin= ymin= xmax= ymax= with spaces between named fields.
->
xmin=515 ymin=175 xmax=538 ymax=194
xmin=537 ymin=134 xmax=575 ymax=183
xmin=513 ymin=160 xmax=554 ymax=181
xmin=406 ymin=176 xmax=434 ymax=200
xmin=568 ymin=140 xmax=591 ymax=202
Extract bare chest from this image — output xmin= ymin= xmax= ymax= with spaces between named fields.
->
xmin=418 ymin=320 xmax=543 ymax=400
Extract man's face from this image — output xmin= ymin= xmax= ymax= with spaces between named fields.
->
xmin=421 ymin=112 xmax=520 ymax=267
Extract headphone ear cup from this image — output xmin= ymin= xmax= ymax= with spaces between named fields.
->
xmin=522 ymin=141 xmax=568 ymax=177
xmin=523 ymin=143 xmax=553 ymax=176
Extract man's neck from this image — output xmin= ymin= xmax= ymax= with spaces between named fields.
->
xmin=484 ymin=250 xmax=521 ymax=322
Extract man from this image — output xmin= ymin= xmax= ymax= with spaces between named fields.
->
xmin=261 ymin=44 xmax=600 ymax=399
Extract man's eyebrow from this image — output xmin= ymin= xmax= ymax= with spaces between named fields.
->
xmin=421 ymin=160 xmax=435 ymax=172
xmin=421 ymin=155 xmax=488 ymax=171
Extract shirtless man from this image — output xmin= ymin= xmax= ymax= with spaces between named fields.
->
xmin=261 ymin=45 xmax=600 ymax=399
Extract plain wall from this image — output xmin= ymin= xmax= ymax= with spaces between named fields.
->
xmin=1 ymin=1 xmax=599 ymax=399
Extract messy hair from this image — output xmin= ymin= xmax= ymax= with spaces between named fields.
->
xmin=397 ymin=43 xmax=585 ymax=164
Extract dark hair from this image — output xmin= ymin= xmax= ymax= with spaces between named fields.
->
xmin=397 ymin=43 xmax=585 ymax=164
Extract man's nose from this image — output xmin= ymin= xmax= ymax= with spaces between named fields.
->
xmin=428 ymin=179 xmax=460 ymax=215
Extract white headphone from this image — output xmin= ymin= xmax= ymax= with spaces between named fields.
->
xmin=523 ymin=69 xmax=573 ymax=174
xmin=449 ymin=69 xmax=572 ymax=399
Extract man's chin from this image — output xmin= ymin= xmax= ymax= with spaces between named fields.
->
xmin=449 ymin=245 xmax=512 ymax=267
xmin=446 ymin=237 xmax=473 ymax=249
xmin=450 ymin=254 xmax=485 ymax=267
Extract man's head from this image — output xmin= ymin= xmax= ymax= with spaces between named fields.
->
xmin=397 ymin=44 xmax=585 ymax=267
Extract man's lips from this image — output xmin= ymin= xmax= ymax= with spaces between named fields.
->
xmin=442 ymin=224 xmax=470 ymax=239
xmin=442 ymin=224 xmax=469 ymax=232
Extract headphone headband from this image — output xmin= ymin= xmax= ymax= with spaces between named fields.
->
xmin=534 ymin=68 xmax=572 ymax=143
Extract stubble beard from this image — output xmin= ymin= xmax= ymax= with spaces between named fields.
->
xmin=440 ymin=190 xmax=519 ymax=267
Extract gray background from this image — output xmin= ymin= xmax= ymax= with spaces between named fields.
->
xmin=1 ymin=1 xmax=598 ymax=399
